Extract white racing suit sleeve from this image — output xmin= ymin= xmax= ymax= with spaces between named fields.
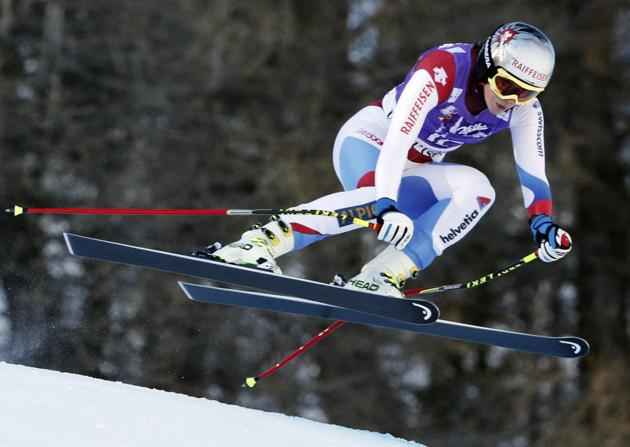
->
xmin=509 ymin=99 xmax=553 ymax=217
xmin=375 ymin=69 xmax=440 ymax=202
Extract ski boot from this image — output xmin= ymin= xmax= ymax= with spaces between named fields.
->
xmin=192 ymin=216 xmax=294 ymax=274
xmin=344 ymin=246 xmax=419 ymax=297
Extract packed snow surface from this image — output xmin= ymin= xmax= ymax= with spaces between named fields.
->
xmin=0 ymin=362 xmax=425 ymax=446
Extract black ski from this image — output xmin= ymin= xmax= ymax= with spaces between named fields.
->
xmin=180 ymin=282 xmax=590 ymax=358
xmin=63 ymin=233 xmax=439 ymax=325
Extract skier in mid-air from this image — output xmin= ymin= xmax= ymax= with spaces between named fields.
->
xmin=195 ymin=21 xmax=573 ymax=297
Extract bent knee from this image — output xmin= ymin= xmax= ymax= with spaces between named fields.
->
xmin=474 ymin=172 xmax=496 ymax=210
xmin=452 ymin=167 xmax=495 ymax=209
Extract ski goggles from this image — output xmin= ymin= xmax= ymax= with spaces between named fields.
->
xmin=488 ymin=68 xmax=544 ymax=105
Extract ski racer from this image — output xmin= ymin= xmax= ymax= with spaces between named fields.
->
xmin=195 ymin=21 xmax=573 ymax=297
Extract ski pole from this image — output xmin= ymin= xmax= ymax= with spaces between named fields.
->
xmin=5 ymin=205 xmax=380 ymax=231
xmin=404 ymin=251 xmax=539 ymax=297
xmin=243 ymin=320 xmax=346 ymax=389
xmin=244 ymin=251 xmax=540 ymax=387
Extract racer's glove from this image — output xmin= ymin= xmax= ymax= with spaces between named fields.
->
xmin=374 ymin=198 xmax=414 ymax=250
xmin=529 ymin=214 xmax=573 ymax=263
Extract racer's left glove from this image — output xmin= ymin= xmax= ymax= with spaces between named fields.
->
xmin=529 ymin=214 xmax=573 ymax=263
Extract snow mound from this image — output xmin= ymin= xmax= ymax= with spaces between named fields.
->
xmin=0 ymin=362 xmax=425 ymax=447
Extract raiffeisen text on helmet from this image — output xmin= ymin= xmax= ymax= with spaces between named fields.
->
xmin=510 ymin=59 xmax=549 ymax=84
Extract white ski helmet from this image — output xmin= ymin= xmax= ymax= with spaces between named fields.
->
xmin=480 ymin=22 xmax=556 ymax=89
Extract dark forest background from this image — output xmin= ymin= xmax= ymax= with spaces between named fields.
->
xmin=1 ymin=1 xmax=629 ymax=446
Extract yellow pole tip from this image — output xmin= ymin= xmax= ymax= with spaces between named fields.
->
xmin=244 ymin=377 xmax=258 ymax=388
xmin=14 ymin=206 xmax=24 ymax=216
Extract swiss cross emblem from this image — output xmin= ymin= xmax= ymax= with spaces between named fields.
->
xmin=498 ymin=27 xmax=518 ymax=45
xmin=433 ymin=66 xmax=448 ymax=86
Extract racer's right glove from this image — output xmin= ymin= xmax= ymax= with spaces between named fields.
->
xmin=374 ymin=198 xmax=414 ymax=250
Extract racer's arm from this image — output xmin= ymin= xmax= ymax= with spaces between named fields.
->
xmin=375 ymin=50 xmax=455 ymax=204
xmin=509 ymin=99 xmax=553 ymax=217
xmin=510 ymin=101 xmax=572 ymax=262
xmin=373 ymin=49 xmax=455 ymax=249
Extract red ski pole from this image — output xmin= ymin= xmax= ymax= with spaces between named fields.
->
xmin=6 ymin=205 xmax=380 ymax=231
xmin=243 ymin=320 xmax=346 ymax=388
